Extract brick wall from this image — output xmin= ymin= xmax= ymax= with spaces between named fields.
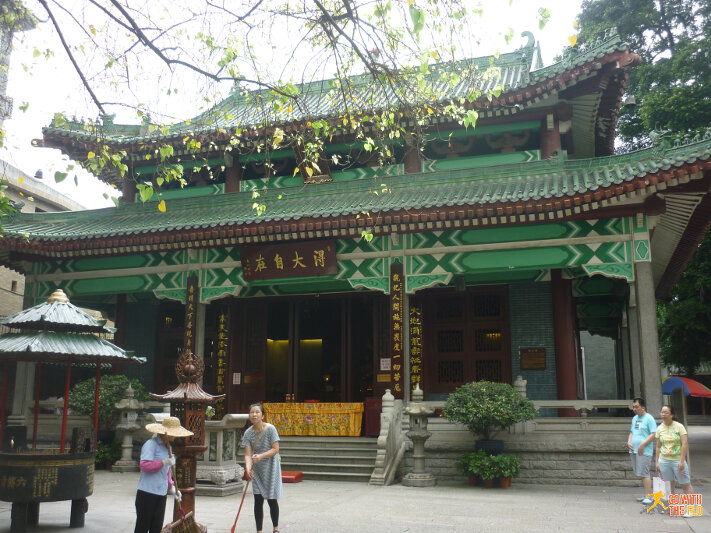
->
xmin=509 ymin=281 xmax=557 ymax=403
xmin=122 ymin=301 xmax=159 ymax=389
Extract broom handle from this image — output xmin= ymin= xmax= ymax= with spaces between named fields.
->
xmin=168 ymin=444 xmax=183 ymax=516
xmin=231 ymin=479 xmax=250 ymax=533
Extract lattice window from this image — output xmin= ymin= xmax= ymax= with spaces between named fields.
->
xmin=472 ymin=293 xmax=502 ymax=317
xmin=475 ymin=329 xmax=502 ymax=351
xmin=475 ymin=359 xmax=502 ymax=382
xmin=437 ymin=330 xmax=463 ymax=352
xmin=437 ymin=361 xmax=464 ymax=383
xmin=434 ymin=297 xmax=464 ymax=320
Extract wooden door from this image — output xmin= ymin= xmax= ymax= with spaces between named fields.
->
xmin=424 ymin=287 xmax=510 ymax=394
xmin=233 ymin=300 xmax=267 ymax=411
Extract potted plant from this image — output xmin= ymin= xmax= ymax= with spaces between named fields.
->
xmin=457 ymin=449 xmax=488 ymax=486
xmin=69 ymin=375 xmax=150 ymax=441
xmin=478 ymin=454 xmax=499 ymax=488
xmin=95 ymin=440 xmax=122 ymax=470
xmin=492 ymin=453 xmax=521 ymax=488
xmin=205 ymin=405 xmax=216 ymax=421
xmin=443 ymin=380 xmax=537 ymax=454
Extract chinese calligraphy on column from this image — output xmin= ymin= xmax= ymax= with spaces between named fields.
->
xmin=409 ymin=303 xmax=423 ymax=389
xmin=390 ymin=262 xmax=404 ymax=399
xmin=184 ymin=275 xmax=198 ymax=355
xmin=215 ymin=311 xmax=230 ymax=419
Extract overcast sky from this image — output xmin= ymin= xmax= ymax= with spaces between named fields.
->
xmin=2 ymin=1 xmax=583 ymax=208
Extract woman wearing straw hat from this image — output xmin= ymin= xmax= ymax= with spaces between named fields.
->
xmin=134 ymin=416 xmax=193 ymax=533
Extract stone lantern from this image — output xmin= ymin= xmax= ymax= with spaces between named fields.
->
xmin=402 ymin=383 xmax=436 ymax=487
xmin=113 ymin=384 xmax=141 ymax=472
xmin=150 ymin=351 xmax=223 ymax=531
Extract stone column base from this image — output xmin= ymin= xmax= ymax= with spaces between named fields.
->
xmin=112 ymin=460 xmax=139 ymax=473
xmin=402 ymin=472 xmax=436 ymax=487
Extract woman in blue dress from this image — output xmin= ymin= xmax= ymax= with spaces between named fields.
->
xmin=242 ymin=403 xmax=282 ymax=533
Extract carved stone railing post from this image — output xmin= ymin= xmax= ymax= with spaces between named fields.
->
xmin=370 ymin=389 xmax=405 ymax=486
xmin=514 ymin=375 xmax=528 ymax=398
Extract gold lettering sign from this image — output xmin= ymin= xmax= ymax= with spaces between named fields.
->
xmin=390 ymin=262 xmax=405 ymax=398
xmin=409 ymin=303 xmax=423 ymax=387
xmin=183 ymin=275 xmax=199 ymax=354
xmin=241 ymin=240 xmax=337 ymax=281
xmin=215 ymin=310 xmax=230 ymax=419
xmin=520 ymin=348 xmax=547 ymax=370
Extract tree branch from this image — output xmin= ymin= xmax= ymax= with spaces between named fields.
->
xmin=39 ymin=0 xmax=105 ymax=114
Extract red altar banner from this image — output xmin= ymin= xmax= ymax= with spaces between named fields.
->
xmin=241 ymin=240 xmax=337 ymax=281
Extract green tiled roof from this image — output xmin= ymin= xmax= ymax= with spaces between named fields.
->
xmin=3 ymin=133 xmax=710 ymax=245
xmin=1 ymin=298 xmax=114 ymax=333
xmin=0 ymin=331 xmax=142 ymax=363
xmin=42 ymin=32 xmax=630 ymax=146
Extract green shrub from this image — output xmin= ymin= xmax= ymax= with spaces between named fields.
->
xmin=95 ymin=440 xmax=122 ymax=463
xmin=69 ymin=375 xmax=150 ymax=430
xmin=493 ymin=453 xmax=521 ymax=478
xmin=443 ymin=381 xmax=538 ymax=440
xmin=457 ymin=450 xmax=521 ymax=479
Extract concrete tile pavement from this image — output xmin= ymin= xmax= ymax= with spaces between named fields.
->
xmin=2 ymin=426 xmax=710 ymax=533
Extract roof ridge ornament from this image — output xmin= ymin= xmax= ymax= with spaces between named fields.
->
xmin=47 ymin=289 xmax=70 ymax=304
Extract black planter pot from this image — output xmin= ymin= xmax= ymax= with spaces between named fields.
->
xmin=475 ymin=439 xmax=505 ymax=455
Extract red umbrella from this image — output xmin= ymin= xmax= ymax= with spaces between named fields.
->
xmin=662 ymin=376 xmax=711 ymax=398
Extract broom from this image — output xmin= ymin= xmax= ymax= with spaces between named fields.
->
xmin=165 ymin=446 xmax=201 ymax=533
xmin=230 ymin=479 xmax=250 ymax=533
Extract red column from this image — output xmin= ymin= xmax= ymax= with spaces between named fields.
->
xmin=60 ymin=357 xmax=73 ymax=452
xmin=33 ymin=362 xmax=42 ymax=450
xmin=551 ymin=270 xmax=578 ymax=417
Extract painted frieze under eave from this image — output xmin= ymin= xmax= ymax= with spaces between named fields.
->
xmin=24 ymin=218 xmax=648 ymax=302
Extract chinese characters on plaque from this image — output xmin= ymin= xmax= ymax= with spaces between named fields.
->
xmin=241 ymin=240 xmax=337 ymax=281
xmin=215 ymin=312 xmax=229 ymax=419
xmin=409 ymin=303 xmax=423 ymax=389
xmin=390 ymin=263 xmax=404 ymax=398
xmin=184 ymin=275 xmax=198 ymax=354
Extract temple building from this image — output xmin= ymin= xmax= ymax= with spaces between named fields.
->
xmin=2 ymin=31 xmax=710 ymax=439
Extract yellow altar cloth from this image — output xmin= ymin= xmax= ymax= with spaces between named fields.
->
xmin=264 ymin=402 xmax=364 ymax=436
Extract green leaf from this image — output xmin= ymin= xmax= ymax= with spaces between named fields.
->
xmin=54 ymin=171 xmax=68 ymax=183
xmin=409 ymin=6 xmax=425 ymax=36
xmin=537 ymin=8 xmax=551 ymax=30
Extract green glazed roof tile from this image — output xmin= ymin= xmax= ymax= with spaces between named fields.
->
xmin=0 ymin=331 xmax=143 ymax=363
xmin=3 ymin=133 xmax=711 ymax=243
xmin=42 ymin=33 xmax=629 ymax=146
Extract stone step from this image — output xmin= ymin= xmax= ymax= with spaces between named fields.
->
xmin=279 ymin=436 xmax=377 ymax=448
xmin=280 ymin=461 xmax=374 ymax=474
xmin=279 ymin=454 xmax=375 ymax=465
xmin=277 ymin=436 xmax=376 ymax=482
xmin=288 ymin=470 xmax=372 ymax=482
xmin=280 ymin=446 xmax=376 ymax=457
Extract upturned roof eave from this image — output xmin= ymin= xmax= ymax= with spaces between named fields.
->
xmin=39 ymin=38 xmax=639 ymax=162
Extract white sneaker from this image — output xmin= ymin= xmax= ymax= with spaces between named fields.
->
xmin=636 ymin=497 xmax=646 ymax=502
xmin=641 ymin=498 xmax=652 ymax=505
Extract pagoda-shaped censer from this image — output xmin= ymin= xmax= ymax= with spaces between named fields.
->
xmin=151 ymin=350 xmax=224 ymax=531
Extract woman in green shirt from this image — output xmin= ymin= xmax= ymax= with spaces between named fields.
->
xmin=655 ymin=405 xmax=693 ymax=495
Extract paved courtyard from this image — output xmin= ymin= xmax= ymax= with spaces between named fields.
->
xmin=1 ymin=426 xmax=710 ymax=533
